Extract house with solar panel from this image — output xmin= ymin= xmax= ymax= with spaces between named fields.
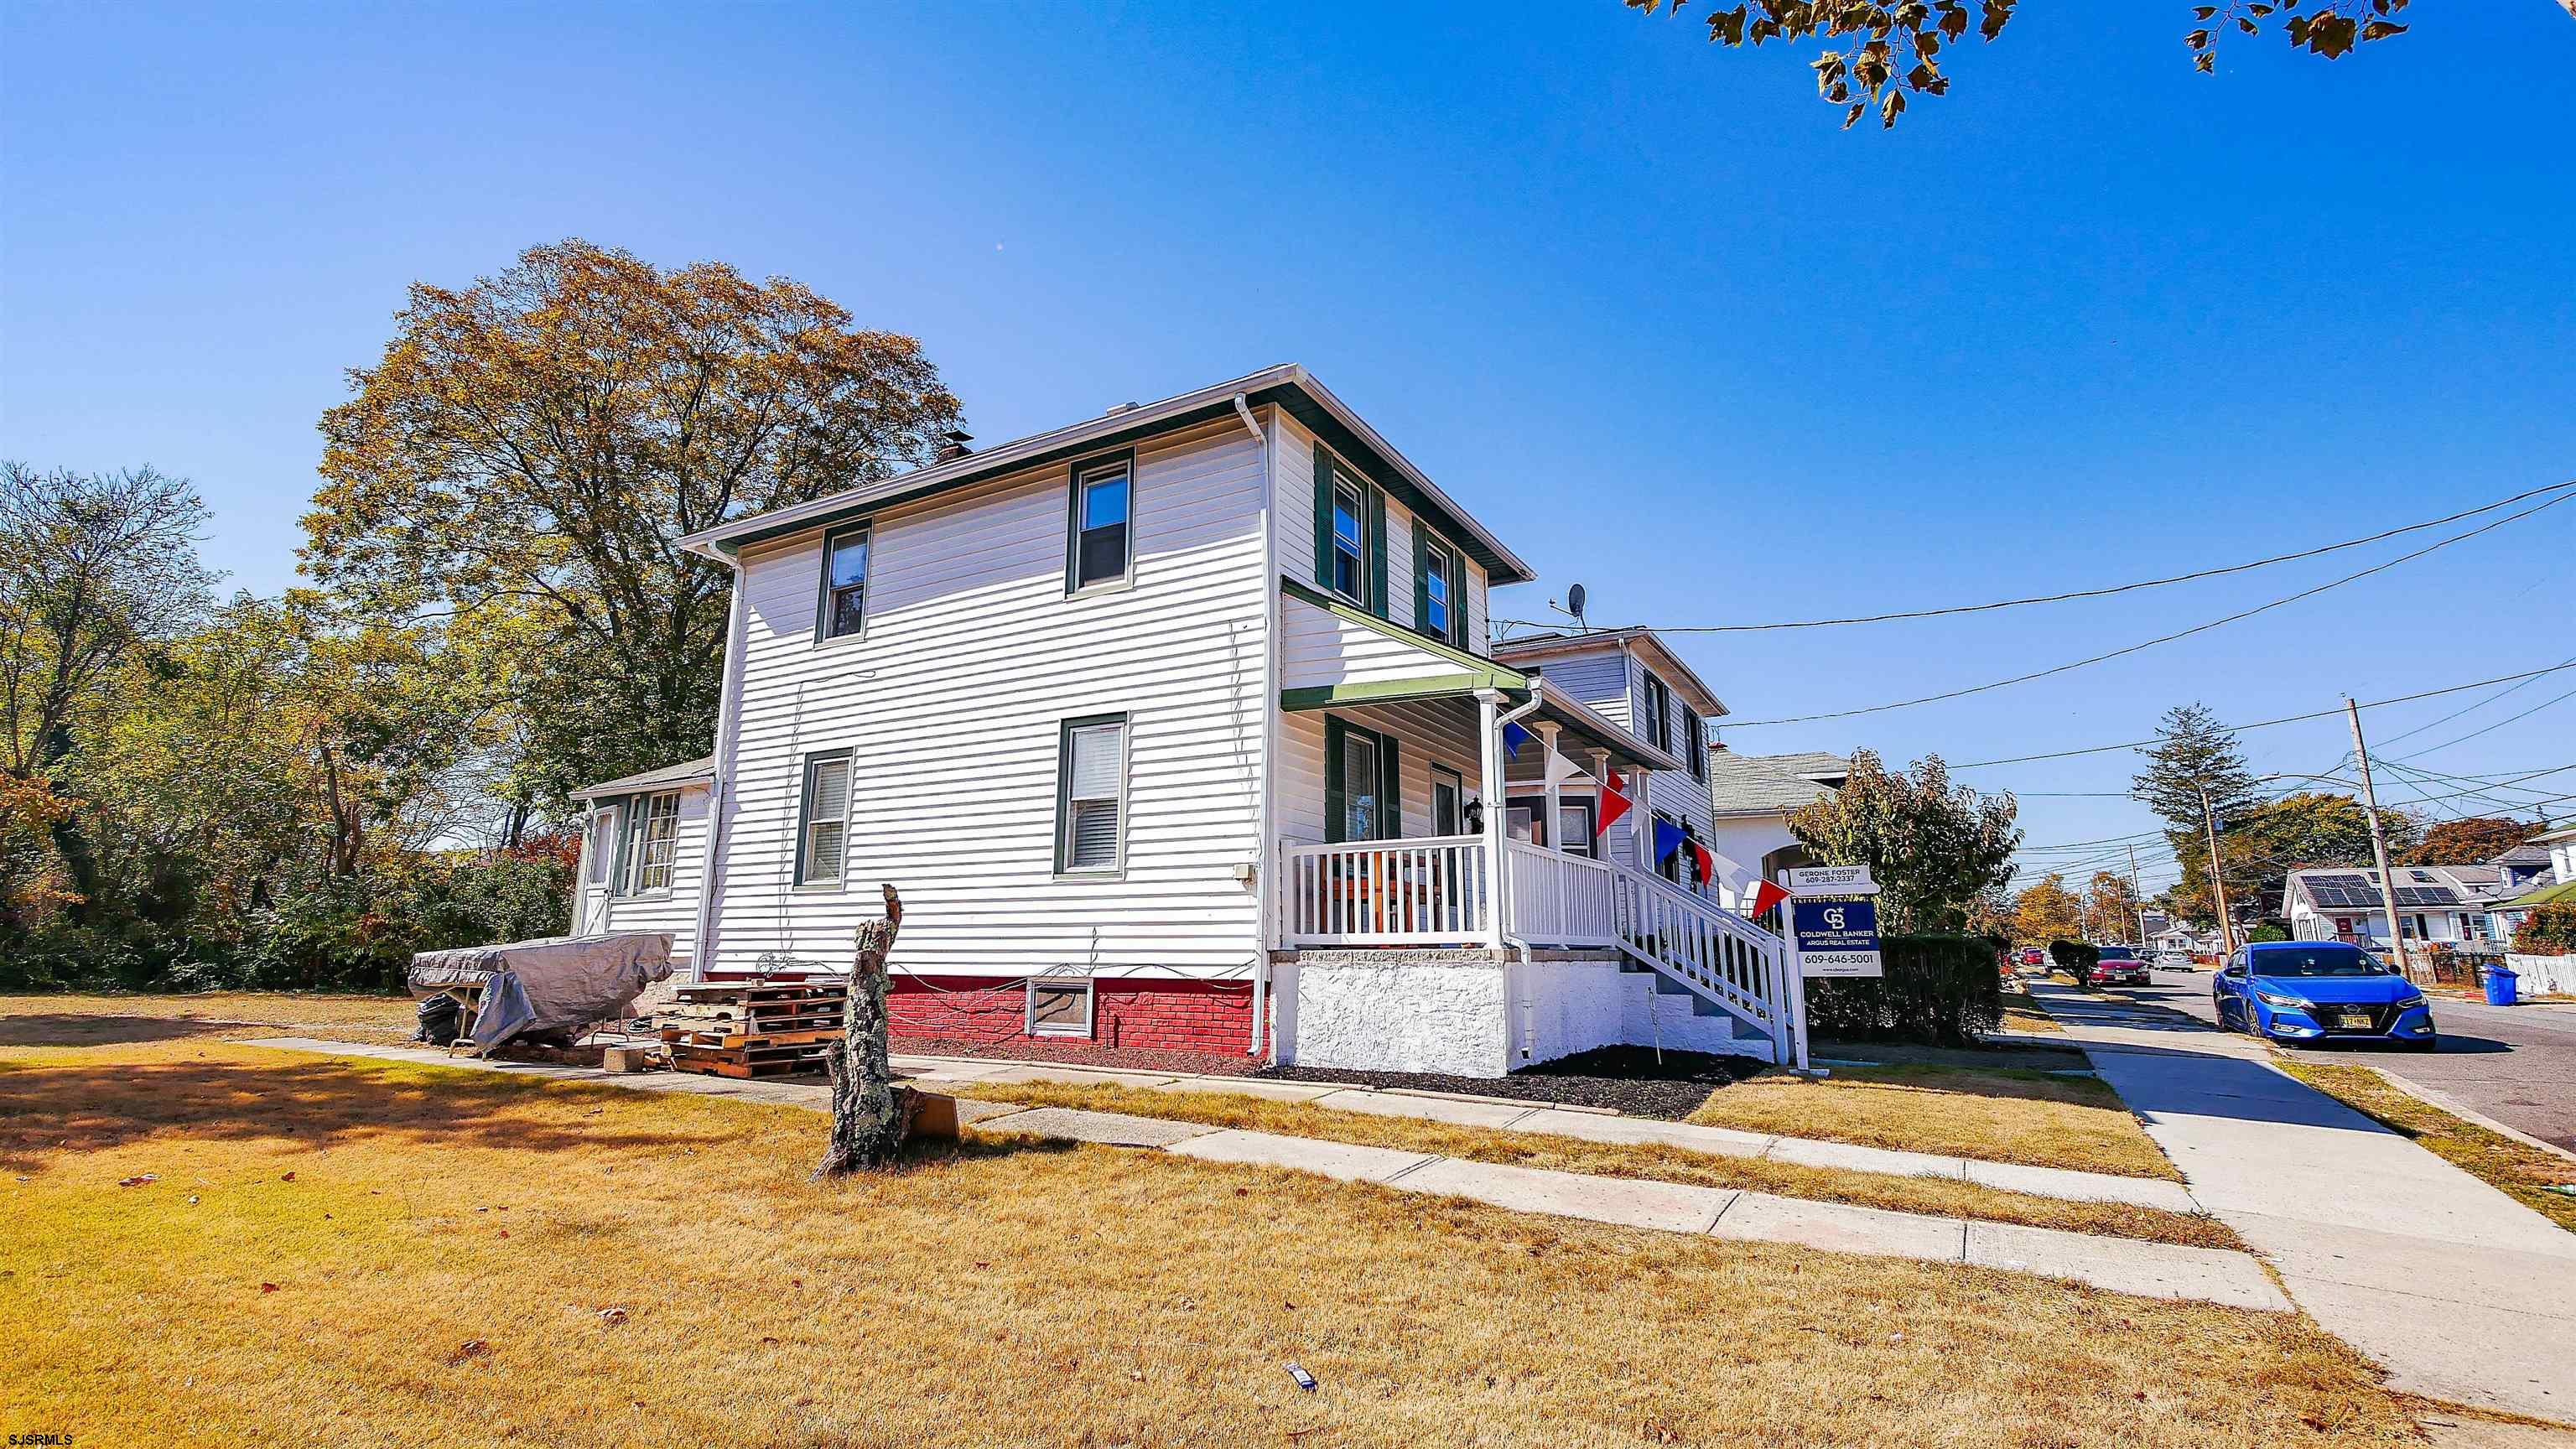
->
xmin=2282 ymin=865 xmax=2525 ymax=958
xmin=564 ymin=366 xmax=1807 ymax=1078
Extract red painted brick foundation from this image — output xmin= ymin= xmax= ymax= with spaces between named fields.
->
xmin=886 ymin=975 xmax=1266 ymax=1057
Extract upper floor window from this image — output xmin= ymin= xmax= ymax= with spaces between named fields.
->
xmin=621 ymin=791 xmax=681 ymax=896
xmin=1068 ymin=457 xmax=1132 ymax=591
xmin=1421 ymin=543 xmax=1452 ymax=641
xmin=822 ymin=525 xmax=869 ymax=639
xmin=1682 ymin=705 xmax=1706 ymax=780
xmin=1331 ymin=480 xmax=1367 ymax=604
xmin=1057 ymin=714 xmax=1128 ymax=874
xmin=1642 ymin=672 xmax=1672 ymax=753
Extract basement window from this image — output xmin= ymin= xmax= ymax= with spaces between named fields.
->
xmin=1026 ymin=978 xmax=1095 ymax=1038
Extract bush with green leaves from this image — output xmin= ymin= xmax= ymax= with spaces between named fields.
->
xmin=2047 ymin=938 xmax=2099 ymax=975
xmin=1803 ymin=934 xmax=2007 ymax=1047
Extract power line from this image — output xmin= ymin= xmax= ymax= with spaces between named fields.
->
xmin=2372 ymin=654 xmax=2576 ymax=749
xmin=1950 ymin=661 xmax=2576 ymax=768
xmin=1718 ymin=490 xmax=2574 ymax=728
xmin=2392 ymin=680 xmax=2576 ymax=761
xmin=1495 ymin=479 xmax=2575 ymax=636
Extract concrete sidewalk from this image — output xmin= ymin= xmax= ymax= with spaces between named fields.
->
xmin=2028 ymin=983 xmax=2576 ymax=1423
xmin=889 ymin=1052 xmax=2202 ymax=1213
xmin=245 ymin=1036 xmax=2279 ymax=1311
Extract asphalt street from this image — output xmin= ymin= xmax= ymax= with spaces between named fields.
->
xmin=2097 ymin=969 xmax=2576 ymax=1154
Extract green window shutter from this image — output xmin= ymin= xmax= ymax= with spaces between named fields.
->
xmin=1323 ymin=716 xmax=1348 ymax=845
xmin=1449 ymin=554 xmax=1467 ymax=649
xmin=1412 ymin=527 xmax=1430 ymax=634
xmin=1366 ymin=486 xmax=1389 ymax=620
xmin=1311 ymin=450 xmax=1336 ymax=589
xmin=1379 ymin=733 xmax=1400 ymax=839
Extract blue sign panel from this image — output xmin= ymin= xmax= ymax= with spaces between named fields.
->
xmin=1789 ymin=895 xmax=1883 ymax=978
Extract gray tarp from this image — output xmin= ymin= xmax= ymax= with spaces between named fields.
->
xmin=408 ymin=932 xmax=674 ymax=1053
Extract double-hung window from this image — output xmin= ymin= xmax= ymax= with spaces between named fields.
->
xmin=1330 ymin=480 xmax=1367 ymax=605
xmin=620 ymin=792 xmax=680 ymax=896
xmin=821 ymin=525 xmax=869 ymax=639
xmin=1068 ymin=456 xmax=1132 ymax=591
xmin=796 ymin=751 xmax=854 ymax=886
xmin=1057 ymin=714 xmax=1128 ymax=874
xmin=1642 ymin=673 xmax=1672 ymax=753
xmin=1421 ymin=543 xmax=1452 ymax=641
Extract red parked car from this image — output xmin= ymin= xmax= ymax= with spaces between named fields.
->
xmin=2077 ymin=945 xmax=2151 ymax=988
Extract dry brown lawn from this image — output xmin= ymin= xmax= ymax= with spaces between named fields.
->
xmin=0 ymin=989 xmax=420 ymax=1046
xmin=955 ymin=1078 xmax=2240 ymax=1249
xmin=0 ymin=1018 xmax=2414 ymax=1448
xmin=1690 ymin=1063 xmax=2181 ymax=1181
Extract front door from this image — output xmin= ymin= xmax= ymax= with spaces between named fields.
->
xmin=575 ymin=804 xmax=618 ymax=934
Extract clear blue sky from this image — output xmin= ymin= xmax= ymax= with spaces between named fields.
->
xmin=6 ymin=1 xmax=2573 ymax=891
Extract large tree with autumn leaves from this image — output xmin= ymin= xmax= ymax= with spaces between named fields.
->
xmin=304 ymin=240 xmax=964 ymax=814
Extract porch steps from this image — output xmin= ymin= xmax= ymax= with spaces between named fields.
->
xmin=1607 ymin=862 xmax=1795 ymax=1062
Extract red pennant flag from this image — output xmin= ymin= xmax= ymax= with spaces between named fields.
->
xmin=1747 ymin=878 xmax=1791 ymax=917
xmin=1689 ymin=840 xmax=1716 ymax=889
xmin=1598 ymin=769 xmax=1633 ymax=831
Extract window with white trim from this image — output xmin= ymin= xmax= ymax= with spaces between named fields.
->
xmin=1682 ymin=705 xmax=1706 ymax=780
xmin=1421 ymin=543 xmax=1452 ymax=640
xmin=621 ymin=792 xmax=680 ymax=896
xmin=1642 ymin=672 xmax=1673 ymax=753
xmin=1026 ymin=977 xmax=1095 ymax=1038
xmin=797 ymin=752 xmax=854 ymax=886
xmin=1069 ymin=459 xmax=1132 ymax=590
xmin=822 ymin=525 xmax=869 ymax=639
xmin=1330 ymin=480 xmax=1366 ymax=604
xmin=1057 ymin=714 xmax=1127 ymax=873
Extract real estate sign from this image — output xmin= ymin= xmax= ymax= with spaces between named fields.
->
xmin=1786 ymin=865 xmax=1879 ymax=896
xmin=1788 ymin=893 xmax=1883 ymax=979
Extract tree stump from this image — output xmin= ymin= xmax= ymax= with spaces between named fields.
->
xmin=815 ymin=885 xmax=915 ymax=1177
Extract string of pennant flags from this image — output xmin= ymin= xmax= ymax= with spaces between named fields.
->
xmin=1499 ymin=719 xmax=1790 ymax=916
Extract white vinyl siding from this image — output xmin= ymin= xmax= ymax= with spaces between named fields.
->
xmin=1498 ymin=642 xmax=1718 ymax=877
xmin=704 ymin=415 xmax=1268 ymax=979
xmin=1279 ymin=591 xmax=1483 ymax=694
xmin=1276 ymin=696 xmax=1481 ymax=850
xmin=1274 ymin=416 xmax=1488 ymax=650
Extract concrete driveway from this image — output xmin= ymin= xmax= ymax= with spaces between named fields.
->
xmin=2122 ymin=969 xmax=2576 ymax=1153
xmin=2028 ymin=980 xmax=2576 ymax=1423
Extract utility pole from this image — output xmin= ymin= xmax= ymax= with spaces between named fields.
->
xmin=2345 ymin=696 xmax=2413 ymax=981
xmin=2127 ymin=843 xmax=2149 ymax=948
xmin=2198 ymin=784 xmax=2236 ymax=957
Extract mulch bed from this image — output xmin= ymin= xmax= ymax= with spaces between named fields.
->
xmin=891 ymin=1035 xmax=1258 ymax=1078
xmin=1256 ymin=1045 xmax=1762 ymax=1119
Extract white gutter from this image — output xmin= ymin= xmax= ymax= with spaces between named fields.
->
xmin=685 ymin=565 xmax=751 ymax=981
xmin=1237 ymin=392 xmax=1276 ymax=1058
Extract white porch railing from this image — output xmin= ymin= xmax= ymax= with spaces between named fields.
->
xmin=1504 ymin=840 xmax=1618 ymax=947
xmin=1280 ymin=835 xmax=1493 ymax=945
xmin=1610 ymin=863 xmax=1790 ymax=1038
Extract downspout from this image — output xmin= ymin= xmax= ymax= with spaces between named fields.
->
xmin=1494 ymin=693 xmax=1544 ymax=1064
xmin=687 ymin=562 xmax=751 ymax=983
xmin=1235 ymin=392 xmax=1275 ymax=1057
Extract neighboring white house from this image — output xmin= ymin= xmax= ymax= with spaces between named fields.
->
xmin=569 ymin=366 xmax=1800 ymax=1077
xmin=2282 ymin=865 xmax=2525 ymax=956
xmin=1490 ymin=626 xmax=1725 ymax=891
xmin=2494 ymin=827 xmax=2573 ymax=943
xmin=1699 ymin=745 xmax=1852 ymax=918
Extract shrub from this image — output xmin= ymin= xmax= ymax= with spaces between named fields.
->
xmin=2513 ymin=901 xmax=2576 ymax=956
xmin=1803 ymin=933 xmax=2006 ymax=1047
xmin=2047 ymin=938 xmax=2098 ymax=976
xmin=2247 ymin=921 xmax=2292 ymax=943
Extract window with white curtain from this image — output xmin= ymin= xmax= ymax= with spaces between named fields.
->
xmin=1057 ymin=715 xmax=1128 ymax=873
xmin=621 ymin=792 xmax=680 ymax=896
xmin=797 ymin=752 xmax=854 ymax=886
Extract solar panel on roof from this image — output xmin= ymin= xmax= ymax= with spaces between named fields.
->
xmin=2393 ymin=886 xmax=2459 ymax=906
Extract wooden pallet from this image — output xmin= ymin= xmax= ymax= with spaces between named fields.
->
xmin=658 ymin=974 xmax=848 ymax=1078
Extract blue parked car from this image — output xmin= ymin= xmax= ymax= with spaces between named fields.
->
xmin=2212 ymin=941 xmax=2437 ymax=1049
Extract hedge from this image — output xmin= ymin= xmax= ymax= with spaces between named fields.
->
xmin=2047 ymin=938 xmax=2099 ymax=974
xmin=1804 ymin=934 xmax=2007 ymax=1047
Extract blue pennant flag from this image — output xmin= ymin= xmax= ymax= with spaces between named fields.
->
xmin=1501 ymin=720 xmax=1532 ymax=760
xmin=1652 ymin=818 xmax=1686 ymax=865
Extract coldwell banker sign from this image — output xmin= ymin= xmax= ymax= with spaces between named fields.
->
xmin=1785 ymin=865 xmax=1883 ymax=979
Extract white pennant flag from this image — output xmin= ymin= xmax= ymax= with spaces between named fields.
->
xmin=1544 ymin=742 xmax=1585 ymax=787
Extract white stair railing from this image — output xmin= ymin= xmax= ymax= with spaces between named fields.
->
xmin=1608 ymin=862 xmax=1793 ymax=1059
xmin=1280 ymin=835 xmax=1493 ymax=945
xmin=1503 ymin=840 xmax=1618 ymax=946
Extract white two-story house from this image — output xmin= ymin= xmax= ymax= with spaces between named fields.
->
xmin=569 ymin=366 xmax=1801 ymax=1078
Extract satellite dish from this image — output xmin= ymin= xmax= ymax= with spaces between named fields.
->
xmin=1566 ymin=583 xmax=1588 ymax=626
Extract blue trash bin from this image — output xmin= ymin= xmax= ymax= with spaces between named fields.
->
xmin=2485 ymin=964 xmax=2519 ymax=1007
